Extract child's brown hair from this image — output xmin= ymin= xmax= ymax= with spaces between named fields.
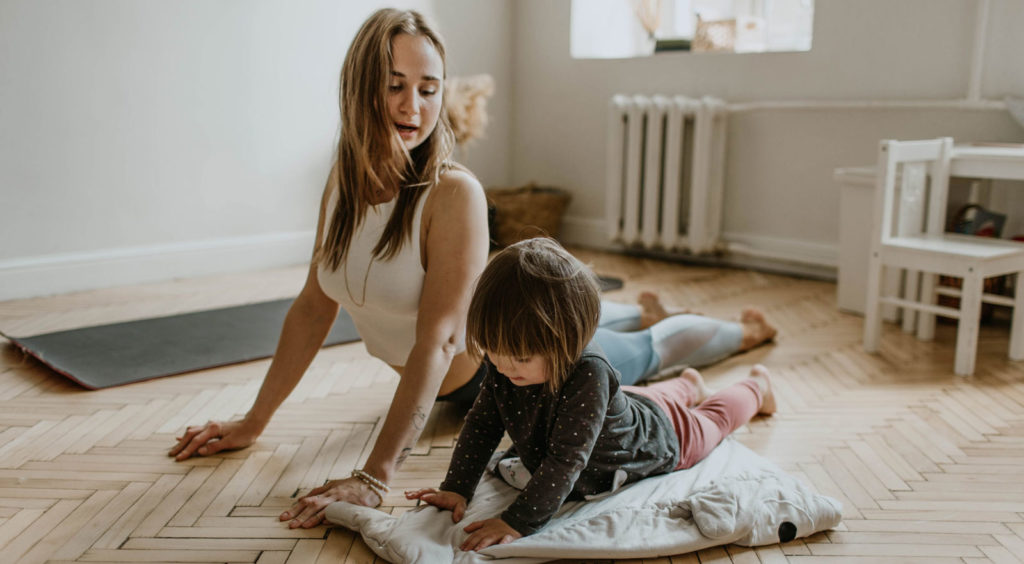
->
xmin=466 ymin=238 xmax=601 ymax=393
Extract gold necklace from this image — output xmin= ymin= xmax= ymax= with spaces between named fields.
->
xmin=342 ymin=252 xmax=373 ymax=308
xmin=342 ymin=203 xmax=387 ymax=308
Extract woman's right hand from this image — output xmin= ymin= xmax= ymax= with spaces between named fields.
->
xmin=405 ymin=488 xmax=468 ymax=522
xmin=168 ymin=419 xmax=261 ymax=461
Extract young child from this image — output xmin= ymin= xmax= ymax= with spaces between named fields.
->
xmin=405 ymin=238 xmax=776 ymax=552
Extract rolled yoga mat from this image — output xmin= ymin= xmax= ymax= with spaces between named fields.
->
xmin=1 ymin=298 xmax=360 ymax=390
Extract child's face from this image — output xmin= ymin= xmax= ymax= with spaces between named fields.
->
xmin=488 ymin=353 xmax=549 ymax=387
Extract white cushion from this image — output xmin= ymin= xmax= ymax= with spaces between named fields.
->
xmin=325 ymin=439 xmax=841 ymax=563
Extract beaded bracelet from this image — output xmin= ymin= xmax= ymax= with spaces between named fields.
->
xmin=351 ymin=468 xmax=389 ymax=503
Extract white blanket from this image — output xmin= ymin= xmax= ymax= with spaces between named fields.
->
xmin=325 ymin=439 xmax=841 ymax=563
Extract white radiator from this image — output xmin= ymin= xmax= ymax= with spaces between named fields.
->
xmin=605 ymin=95 xmax=728 ymax=254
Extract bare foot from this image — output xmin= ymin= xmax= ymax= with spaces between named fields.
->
xmin=680 ymin=368 xmax=713 ymax=405
xmin=639 ymin=292 xmax=671 ymax=328
xmin=740 ymin=308 xmax=777 ymax=351
xmin=639 ymin=292 xmax=697 ymax=329
xmin=748 ymin=364 xmax=776 ymax=416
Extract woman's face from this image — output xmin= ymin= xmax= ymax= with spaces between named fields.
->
xmin=387 ymin=33 xmax=444 ymax=151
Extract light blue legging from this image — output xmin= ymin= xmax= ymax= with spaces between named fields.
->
xmin=592 ymin=301 xmax=744 ymax=386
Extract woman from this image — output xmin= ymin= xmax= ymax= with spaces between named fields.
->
xmin=168 ymin=8 xmax=776 ymax=529
xmin=169 ymin=8 xmax=490 ymax=528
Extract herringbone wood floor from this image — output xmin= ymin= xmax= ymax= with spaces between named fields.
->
xmin=3 ymin=249 xmax=1024 ymax=563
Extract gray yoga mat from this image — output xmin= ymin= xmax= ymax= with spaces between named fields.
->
xmin=2 ymin=299 xmax=360 ymax=390
xmin=597 ymin=275 xmax=624 ymax=292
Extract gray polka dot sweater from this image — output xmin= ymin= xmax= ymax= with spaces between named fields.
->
xmin=439 ymin=347 xmax=679 ymax=536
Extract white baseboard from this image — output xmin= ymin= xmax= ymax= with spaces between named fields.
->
xmin=721 ymin=231 xmax=838 ymax=269
xmin=0 ymin=231 xmax=315 ymax=301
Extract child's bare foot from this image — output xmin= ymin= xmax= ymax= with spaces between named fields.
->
xmin=680 ymin=368 xmax=712 ymax=405
xmin=748 ymin=364 xmax=776 ymax=415
xmin=740 ymin=308 xmax=777 ymax=351
xmin=639 ymin=292 xmax=697 ymax=329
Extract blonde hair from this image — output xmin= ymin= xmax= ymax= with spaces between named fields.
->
xmin=317 ymin=8 xmax=456 ymax=270
xmin=466 ymin=238 xmax=601 ymax=394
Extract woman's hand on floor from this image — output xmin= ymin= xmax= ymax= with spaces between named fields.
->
xmin=168 ymin=419 xmax=260 ymax=461
xmin=460 ymin=518 xmax=521 ymax=551
xmin=404 ymin=488 xmax=468 ymax=522
xmin=280 ymin=477 xmax=381 ymax=529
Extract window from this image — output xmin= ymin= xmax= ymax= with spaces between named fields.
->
xmin=571 ymin=0 xmax=814 ymax=59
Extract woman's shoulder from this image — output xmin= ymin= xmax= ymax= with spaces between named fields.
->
xmin=434 ymin=162 xmax=484 ymax=199
xmin=423 ymin=163 xmax=487 ymax=222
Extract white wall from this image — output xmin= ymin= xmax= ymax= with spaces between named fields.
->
xmin=5 ymin=0 xmax=1023 ymax=301
xmin=0 ymin=0 xmax=513 ymax=300
xmin=432 ymin=1 xmax=513 ymax=185
xmin=510 ymin=0 xmax=1024 ymax=270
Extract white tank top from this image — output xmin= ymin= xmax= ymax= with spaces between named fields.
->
xmin=317 ymin=188 xmax=440 ymax=366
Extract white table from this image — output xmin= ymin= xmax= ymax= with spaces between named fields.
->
xmin=951 ymin=144 xmax=1024 ymax=181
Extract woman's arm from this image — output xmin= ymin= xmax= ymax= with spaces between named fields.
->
xmin=281 ymin=168 xmax=489 ymax=527
xmin=363 ymin=169 xmax=489 ymax=479
xmin=169 ymin=167 xmax=340 ymax=461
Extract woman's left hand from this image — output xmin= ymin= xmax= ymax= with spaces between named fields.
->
xmin=460 ymin=518 xmax=521 ymax=551
xmin=279 ymin=476 xmax=381 ymax=529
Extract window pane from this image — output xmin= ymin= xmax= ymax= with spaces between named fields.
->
xmin=571 ymin=0 xmax=814 ymax=58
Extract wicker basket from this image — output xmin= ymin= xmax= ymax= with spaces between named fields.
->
xmin=486 ymin=183 xmax=571 ymax=247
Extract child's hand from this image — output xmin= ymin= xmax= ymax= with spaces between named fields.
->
xmin=460 ymin=518 xmax=521 ymax=551
xmin=404 ymin=488 xmax=468 ymax=522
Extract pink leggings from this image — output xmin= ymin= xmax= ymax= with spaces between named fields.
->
xmin=624 ymin=378 xmax=762 ymax=470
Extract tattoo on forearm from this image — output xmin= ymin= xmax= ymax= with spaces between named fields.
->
xmin=395 ymin=407 xmax=428 ymax=466
xmin=412 ymin=407 xmax=428 ymax=431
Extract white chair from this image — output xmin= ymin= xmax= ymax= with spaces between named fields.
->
xmin=863 ymin=137 xmax=1024 ymax=376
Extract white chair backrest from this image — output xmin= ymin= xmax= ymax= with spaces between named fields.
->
xmin=871 ymin=138 xmax=953 ymax=246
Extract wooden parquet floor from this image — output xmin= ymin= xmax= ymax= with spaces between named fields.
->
xmin=3 ymin=249 xmax=1024 ymax=563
